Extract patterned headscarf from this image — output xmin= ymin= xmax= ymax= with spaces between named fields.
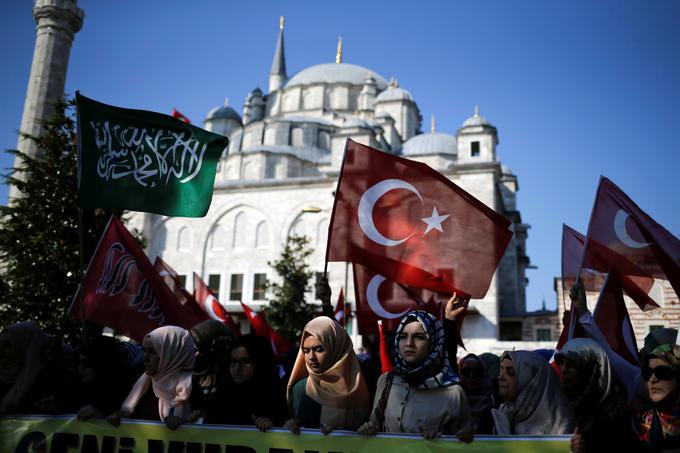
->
xmin=393 ymin=310 xmax=458 ymax=389
xmin=633 ymin=344 xmax=680 ymax=448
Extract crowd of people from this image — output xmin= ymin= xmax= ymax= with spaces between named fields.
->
xmin=1 ymin=281 xmax=679 ymax=452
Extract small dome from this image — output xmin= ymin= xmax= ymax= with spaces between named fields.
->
xmin=286 ymin=63 xmax=388 ymax=89
xmin=376 ymin=86 xmax=413 ymax=103
xmin=461 ymin=106 xmax=492 ymax=128
xmin=402 ymin=132 xmax=457 ymax=156
xmin=206 ymin=103 xmax=242 ymax=122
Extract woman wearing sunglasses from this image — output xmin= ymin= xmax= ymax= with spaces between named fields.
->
xmin=633 ymin=344 xmax=680 ymax=452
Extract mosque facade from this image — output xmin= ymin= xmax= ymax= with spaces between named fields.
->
xmin=127 ymin=20 xmax=550 ymax=352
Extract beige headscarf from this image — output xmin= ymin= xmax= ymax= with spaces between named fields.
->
xmin=121 ymin=326 xmax=195 ymax=421
xmin=287 ymin=316 xmax=369 ymax=429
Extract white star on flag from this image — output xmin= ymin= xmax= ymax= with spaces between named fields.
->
xmin=421 ymin=207 xmax=450 ymax=234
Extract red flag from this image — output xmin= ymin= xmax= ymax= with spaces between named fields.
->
xmin=154 ymin=257 xmax=208 ymax=324
xmin=193 ymin=273 xmax=240 ymax=335
xmin=377 ymin=320 xmax=393 ymax=374
xmin=593 ymin=269 xmax=640 ymax=367
xmin=240 ymin=301 xmax=292 ymax=358
xmin=583 ymin=177 xmax=680 ymax=302
xmin=334 ymin=287 xmax=346 ymax=327
xmin=563 ymin=224 xmax=658 ymax=310
xmin=327 ymin=139 xmax=512 ymax=299
xmin=70 ymin=216 xmax=197 ymax=342
xmin=352 ymin=262 xmax=444 ymax=335
xmin=171 ymin=108 xmax=191 ymax=123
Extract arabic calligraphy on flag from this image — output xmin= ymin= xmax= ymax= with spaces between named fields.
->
xmin=76 ymin=92 xmax=228 ymax=217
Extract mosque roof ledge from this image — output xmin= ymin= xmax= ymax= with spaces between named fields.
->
xmin=448 ymin=161 xmax=502 ymax=174
xmin=456 ymin=125 xmax=498 ymax=135
xmin=269 ymin=115 xmax=335 ymax=126
xmin=214 ymin=175 xmax=333 ymax=191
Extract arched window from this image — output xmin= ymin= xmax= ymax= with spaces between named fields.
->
xmin=318 ymin=130 xmax=330 ymax=150
xmin=255 ymin=221 xmax=270 ymax=248
xmin=290 ymin=217 xmax=306 ymax=238
xmin=210 ymin=224 xmax=228 ymax=250
xmin=290 ymin=127 xmax=304 ymax=147
xmin=177 ymin=227 xmax=192 ymax=252
xmin=233 ymin=212 xmax=247 ymax=248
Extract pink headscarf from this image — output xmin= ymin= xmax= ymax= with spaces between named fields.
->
xmin=121 ymin=326 xmax=195 ymax=421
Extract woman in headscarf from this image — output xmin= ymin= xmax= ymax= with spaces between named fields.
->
xmin=556 ymin=338 xmax=636 ymax=452
xmin=107 ymin=326 xmax=195 ymax=430
xmin=0 ymin=321 xmax=77 ymax=416
xmin=357 ymin=310 xmax=473 ymax=441
xmin=459 ymin=353 xmax=496 ymax=434
xmin=492 ymin=350 xmax=573 ymax=435
xmin=189 ymin=319 xmax=233 ymax=422
xmin=285 ymin=316 xmax=370 ymax=435
xmin=209 ymin=334 xmax=287 ymax=430
xmin=633 ymin=344 xmax=680 ymax=452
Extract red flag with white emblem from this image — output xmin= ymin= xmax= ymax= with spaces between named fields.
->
xmin=193 ymin=273 xmax=240 ymax=336
xmin=171 ymin=108 xmax=191 ymax=123
xmin=334 ymin=287 xmax=346 ymax=327
xmin=327 ymin=139 xmax=513 ymax=299
xmin=563 ymin=224 xmax=658 ymax=310
xmin=240 ymin=301 xmax=292 ymax=358
xmin=154 ymin=257 xmax=209 ymax=323
xmin=582 ymin=177 xmax=680 ymax=303
xmin=352 ymin=263 xmax=444 ymax=335
xmin=70 ymin=216 xmax=198 ymax=342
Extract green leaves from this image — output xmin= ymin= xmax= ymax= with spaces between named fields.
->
xmin=265 ymin=235 xmax=317 ymax=343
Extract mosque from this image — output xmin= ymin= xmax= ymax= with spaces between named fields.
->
xmin=126 ymin=18 xmax=556 ymax=353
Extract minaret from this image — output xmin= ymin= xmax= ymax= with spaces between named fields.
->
xmin=268 ymin=16 xmax=287 ymax=93
xmin=336 ymin=36 xmax=343 ymax=64
xmin=11 ymin=0 xmax=84 ymax=199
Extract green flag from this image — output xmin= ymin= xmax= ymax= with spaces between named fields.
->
xmin=76 ymin=92 xmax=229 ymax=217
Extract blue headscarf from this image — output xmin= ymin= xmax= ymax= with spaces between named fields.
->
xmin=393 ymin=310 xmax=459 ymax=389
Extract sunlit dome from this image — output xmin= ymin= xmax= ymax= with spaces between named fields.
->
xmin=285 ymin=63 xmax=388 ymax=89
xmin=402 ymin=132 xmax=457 ymax=156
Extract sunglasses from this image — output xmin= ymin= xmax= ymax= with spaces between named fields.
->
xmin=642 ymin=365 xmax=675 ymax=381
xmin=460 ymin=367 xmax=483 ymax=378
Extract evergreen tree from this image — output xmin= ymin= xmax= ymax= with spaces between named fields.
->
xmin=0 ymin=99 xmax=118 ymax=342
xmin=265 ymin=235 xmax=317 ymax=342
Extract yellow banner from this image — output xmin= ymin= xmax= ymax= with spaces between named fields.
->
xmin=1 ymin=415 xmax=569 ymax=452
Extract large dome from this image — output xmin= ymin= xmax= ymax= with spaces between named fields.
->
xmin=402 ymin=132 xmax=457 ymax=156
xmin=285 ymin=63 xmax=388 ymax=89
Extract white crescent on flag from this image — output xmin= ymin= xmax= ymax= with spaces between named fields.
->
xmin=366 ymin=274 xmax=410 ymax=319
xmin=358 ymin=179 xmax=423 ymax=246
xmin=614 ymin=209 xmax=653 ymax=249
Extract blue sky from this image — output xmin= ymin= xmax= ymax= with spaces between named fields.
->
xmin=1 ymin=1 xmax=679 ymax=312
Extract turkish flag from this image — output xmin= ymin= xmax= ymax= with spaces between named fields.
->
xmin=240 ymin=301 xmax=292 ymax=358
xmin=583 ymin=177 xmax=680 ymax=300
xmin=171 ymin=108 xmax=191 ymax=123
xmin=334 ymin=288 xmax=346 ymax=327
xmin=327 ymin=139 xmax=512 ymax=299
xmin=352 ymin=262 xmax=444 ymax=335
xmin=563 ymin=224 xmax=658 ymax=311
xmin=193 ymin=273 xmax=241 ymax=335
xmin=70 ymin=216 xmax=197 ymax=342
xmin=593 ymin=269 xmax=640 ymax=367
xmin=154 ymin=257 xmax=209 ymax=325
